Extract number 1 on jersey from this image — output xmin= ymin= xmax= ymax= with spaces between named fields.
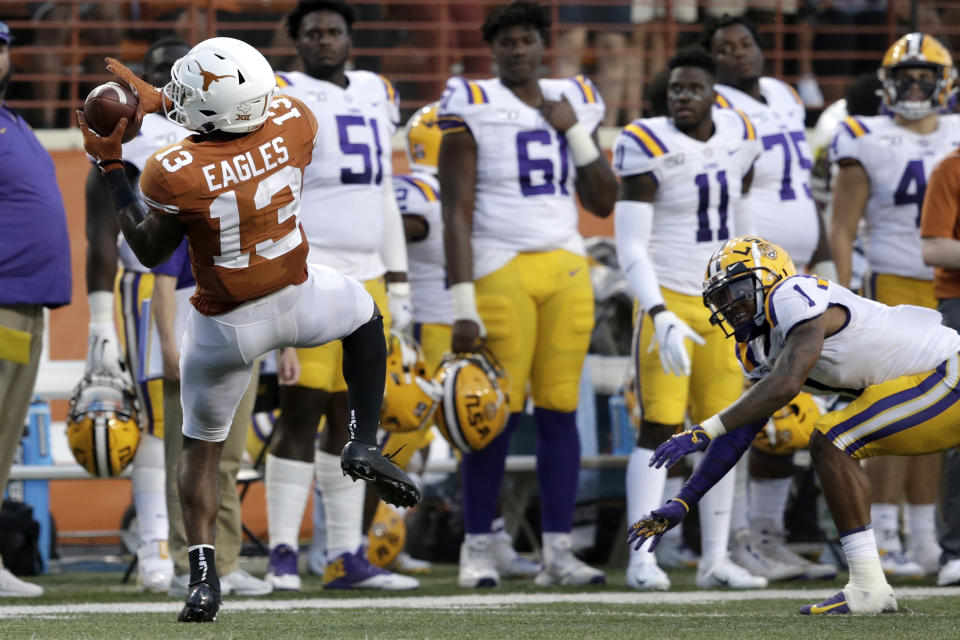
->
xmin=694 ymin=170 xmax=730 ymax=243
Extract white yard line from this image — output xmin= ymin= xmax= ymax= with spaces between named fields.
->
xmin=2 ymin=587 xmax=959 ymax=617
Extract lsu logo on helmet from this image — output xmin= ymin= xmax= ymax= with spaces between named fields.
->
xmin=878 ymin=32 xmax=956 ymax=120
xmin=366 ymin=500 xmax=406 ymax=569
xmin=66 ymin=373 xmax=140 ymax=477
xmin=404 ymin=102 xmax=440 ymax=174
xmin=434 ymin=351 xmax=509 ymax=453
xmin=381 ymin=332 xmax=441 ymax=433
xmin=703 ymin=236 xmax=797 ymax=342
xmin=753 ymin=392 xmax=821 ymax=456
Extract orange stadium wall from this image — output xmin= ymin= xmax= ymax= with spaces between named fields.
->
xmin=46 ymin=148 xmax=614 ymax=542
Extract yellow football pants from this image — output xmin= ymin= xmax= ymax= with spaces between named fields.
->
xmin=116 ymin=268 xmax=165 ymax=438
xmin=476 ymin=250 xmax=594 ymax=413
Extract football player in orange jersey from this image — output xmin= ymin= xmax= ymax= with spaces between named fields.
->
xmin=77 ymin=37 xmax=419 ymax=623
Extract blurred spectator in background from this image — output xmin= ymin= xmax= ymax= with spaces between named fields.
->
xmin=0 ymin=20 xmax=71 ymax=597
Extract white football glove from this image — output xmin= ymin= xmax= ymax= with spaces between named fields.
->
xmin=387 ymin=282 xmax=414 ymax=334
xmin=86 ymin=322 xmax=126 ymax=378
xmin=649 ymin=310 xmax=705 ymax=377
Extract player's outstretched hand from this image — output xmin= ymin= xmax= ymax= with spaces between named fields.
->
xmin=650 ymin=426 xmax=711 ymax=469
xmin=539 ymin=94 xmax=578 ymax=134
xmin=76 ymin=110 xmax=126 ymax=164
xmin=105 ymin=57 xmax=169 ymax=114
xmin=627 ymin=500 xmax=690 ymax=552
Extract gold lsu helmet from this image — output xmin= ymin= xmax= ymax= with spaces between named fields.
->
xmin=381 ymin=331 xmax=441 ymax=433
xmin=879 ymin=32 xmax=956 ymax=119
xmin=66 ymin=372 xmax=140 ymax=477
xmin=404 ymin=102 xmax=441 ymax=173
xmin=703 ymin=236 xmax=797 ymax=342
xmin=366 ymin=500 xmax=407 ymax=569
xmin=753 ymin=392 xmax=821 ymax=456
xmin=434 ymin=350 xmax=509 ymax=453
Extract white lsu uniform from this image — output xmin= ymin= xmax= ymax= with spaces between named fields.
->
xmin=612 ymin=108 xmax=762 ymax=294
xmin=437 ymin=75 xmax=605 ymax=278
xmin=275 ymin=70 xmax=400 ymax=280
xmin=394 ymin=171 xmax=452 ymax=325
xmin=830 ymin=114 xmax=960 ymax=280
xmin=716 ymin=79 xmax=819 ymax=266
xmin=738 ymin=274 xmax=960 ymax=396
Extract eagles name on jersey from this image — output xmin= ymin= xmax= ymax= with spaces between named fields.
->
xmin=612 ymin=107 xmax=762 ymax=295
xmin=716 ymin=78 xmax=819 ymax=267
xmin=275 ymin=69 xmax=400 ymax=280
xmin=737 ymin=274 xmax=960 ymax=395
xmin=437 ymin=75 xmax=604 ymax=278
xmin=115 ymin=113 xmax=190 ymax=273
xmin=830 ymin=113 xmax=960 ymax=280
xmin=394 ymin=171 xmax=452 ymax=325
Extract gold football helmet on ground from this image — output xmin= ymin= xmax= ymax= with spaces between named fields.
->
xmin=879 ymin=32 xmax=956 ymax=120
xmin=703 ymin=236 xmax=797 ymax=342
xmin=434 ymin=351 xmax=509 ymax=453
xmin=381 ymin=331 xmax=441 ymax=433
xmin=367 ymin=500 xmax=406 ymax=569
xmin=753 ymin=392 xmax=821 ymax=456
xmin=404 ymin=102 xmax=440 ymax=173
xmin=66 ymin=372 xmax=140 ymax=477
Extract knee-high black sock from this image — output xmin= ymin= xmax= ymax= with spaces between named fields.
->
xmin=341 ymin=313 xmax=386 ymax=445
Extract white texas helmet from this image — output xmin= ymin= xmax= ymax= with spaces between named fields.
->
xmin=163 ymin=36 xmax=277 ymax=134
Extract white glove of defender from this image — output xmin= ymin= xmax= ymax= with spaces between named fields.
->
xmin=649 ymin=310 xmax=705 ymax=377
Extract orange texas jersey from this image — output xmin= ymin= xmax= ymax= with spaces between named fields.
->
xmin=139 ymin=95 xmax=319 ymax=316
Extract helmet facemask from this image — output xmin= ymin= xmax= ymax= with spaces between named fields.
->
xmin=881 ymin=63 xmax=947 ymax=120
xmin=705 ymin=270 xmax=766 ymax=342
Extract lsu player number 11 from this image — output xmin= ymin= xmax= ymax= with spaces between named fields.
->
xmin=77 ymin=36 xmax=420 ymax=623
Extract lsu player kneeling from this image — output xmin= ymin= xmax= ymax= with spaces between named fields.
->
xmin=631 ymin=236 xmax=960 ymax=614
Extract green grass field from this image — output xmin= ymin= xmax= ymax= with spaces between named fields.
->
xmin=2 ymin=566 xmax=958 ymax=639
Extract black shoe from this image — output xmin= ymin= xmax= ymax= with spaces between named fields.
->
xmin=340 ymin=440 xmax=421 ymax=508
xmin=177 ymin=582 xmax=220 ymax=623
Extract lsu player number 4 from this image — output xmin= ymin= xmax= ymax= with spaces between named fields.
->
xmin=77 ymin=36 xmax=420 ymax=623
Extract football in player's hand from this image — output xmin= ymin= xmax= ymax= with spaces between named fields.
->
xmin=83 ymin=82 xmax=141 ymax=143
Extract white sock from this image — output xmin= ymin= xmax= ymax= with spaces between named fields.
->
xmin=699 ymin=464 xmax=735 ymax=566
xmin=131 ymin=434 xmax=168 ymax=544
xmin=310 ymin=483 xmax=326 ymax=555
xmin=749 ymin=476 xmax=792 ymax=528
xmin=626 ymin=447 xmax=666 ymax=564
xmin=841 ymin=527 xmax=888 ymax=591
xmin=904 ymin=503 xmax=937 ymax=539
xmin=870 ymin=503 xmax=901 ymax=552
xmin=661 ymin=477 xmax=684 ymax=546
xmin=265 ymin=453 xmax=314 ymax=551
xmin=314 ymin=450 xmax=363 ymax=559
xmin=730 ymin=456 xmax=749 ymax=534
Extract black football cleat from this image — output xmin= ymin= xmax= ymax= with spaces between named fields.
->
xmin=177 ymin=582 xmax=220 ymax=623
xmin=341 ymin=440 xmax=421 ymax=508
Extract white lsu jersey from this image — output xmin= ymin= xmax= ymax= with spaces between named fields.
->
xmin=395 ymin=171 xmax=452 ymax=325
xmin=738 ymin=274 xmax=960 ymax=395
xmin=276 ymin=70 xmax=400 ymax=280
xmin=716 ymin=79 xmax=819 ymax=267
xmin=830 ymin=113 xmax=960 ymax=280
xmin=118 ymin=113 xmax=189 ymax=272
xmin=437 ymin=75 xmax=605 ymax=278
xmin=612 ymin=108 xmax=762 ymax=296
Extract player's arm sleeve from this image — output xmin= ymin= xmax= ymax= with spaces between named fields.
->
xmin=381 ymin=175 xmax=408 ymax=273
xmin=378 ymin=74 xmax=401 ymax=129
xmin=674 ymin=420 xmax=767 ymax=508
xmin=921 ymin=157 xmax=960 ymax=239
xmin=766 ymin=275 xmax=831 ymax=341
xmin=139 ymin=157 xmax=180 ymax=215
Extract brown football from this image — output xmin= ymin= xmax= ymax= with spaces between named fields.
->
xmin=83 ymin=82 xmax=141 ymax=143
